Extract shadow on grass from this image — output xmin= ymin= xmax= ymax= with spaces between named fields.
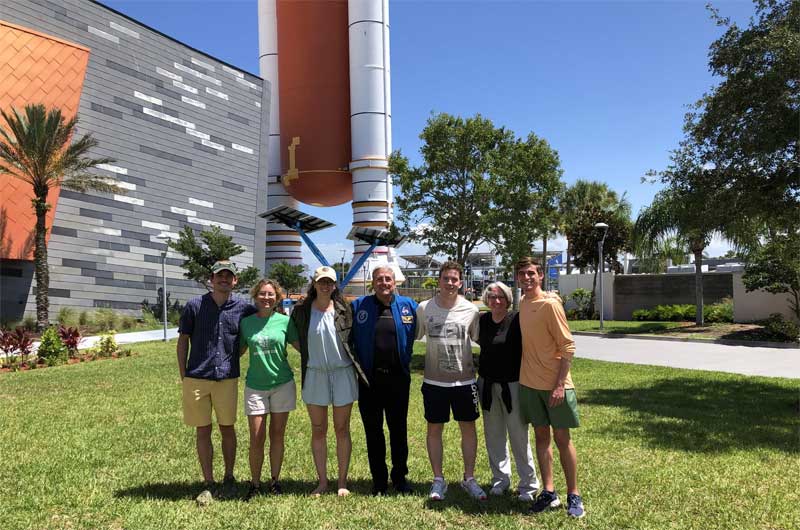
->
xmin=424 ymin=491 xmax=530 ymax=515
xmin=114 ymin=478 xmax=439 ymax=501
xmin=582 ymin=376 xmax=799 ymax=453
xmin=114 ymin=478 xmax=533 ymax=513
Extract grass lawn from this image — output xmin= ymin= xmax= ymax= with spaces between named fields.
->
xmin=1 ymin=341 xmax=797 ymax=530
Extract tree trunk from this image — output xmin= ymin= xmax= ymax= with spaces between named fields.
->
xmin=694 ymin=248 xmax=704 ymax=326
xmin=542 ymin=234 xmax=548 ymax=291
xmin=33 ymin=197 xmax=50 ymax=331
xmin=566 ymin=240 xmax=572 ymax=274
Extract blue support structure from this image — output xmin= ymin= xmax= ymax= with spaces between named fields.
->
xmin=340 ymin=242 xmax=379 ymax=289
xmin=294 ymin=222 xmax=330 ymax=268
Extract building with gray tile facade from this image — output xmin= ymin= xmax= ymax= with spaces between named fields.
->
xmin=0 ymin=0 xmax=270 ymax=321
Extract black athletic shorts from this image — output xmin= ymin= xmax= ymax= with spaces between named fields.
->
xmin=421 ymin=382 xmax=480 ymax=423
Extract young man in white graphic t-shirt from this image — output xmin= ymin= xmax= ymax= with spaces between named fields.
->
xmin=416 ymin=261 xmax=486 ymax=502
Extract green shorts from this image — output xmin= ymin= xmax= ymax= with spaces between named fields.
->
xmin=519 ymin=385 xmax=580 ymax=429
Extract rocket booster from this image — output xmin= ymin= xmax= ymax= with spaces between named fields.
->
xmin=258 ymin=0 xmax=399 ymax=280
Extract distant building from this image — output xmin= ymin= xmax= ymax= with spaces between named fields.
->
xmin=1 ymin=0 xmax=269 ymax=321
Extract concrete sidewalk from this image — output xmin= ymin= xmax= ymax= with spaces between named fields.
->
xmin=24 ymin=327 xmax=180 ymax=355
xmin=76 ymin=327 xmax=179 ymax=350
xmin=20 ymin=327 xmax=798 ymax=379
xmin=574 ymin=334 xmax=799 ymax=379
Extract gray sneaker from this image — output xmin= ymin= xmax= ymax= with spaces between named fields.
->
xmin=429 ymin=478 xmax=447 ymax=501
xmin=460 ymin=478 xmax=487 ymax=501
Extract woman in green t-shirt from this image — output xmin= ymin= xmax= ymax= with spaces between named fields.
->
xmin=239 ymin=279 xmax=299 ymax=500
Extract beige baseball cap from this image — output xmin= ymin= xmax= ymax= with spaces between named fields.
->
xmin=313 ymin=265 xmax=337 ymax=282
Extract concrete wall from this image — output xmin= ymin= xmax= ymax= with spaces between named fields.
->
xmin=1 ymin=0 xmax=269 ymax=321
xmin=732 ymin=272 xmax=796 ymax=323
xmin=558 ymin=272 xmax=614 ymax=320
xmin=613 ymin=273 xmax=733 ymax=320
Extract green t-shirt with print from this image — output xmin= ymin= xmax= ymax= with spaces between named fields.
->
xmin=241 ymin=312 xmax=298 ymax=391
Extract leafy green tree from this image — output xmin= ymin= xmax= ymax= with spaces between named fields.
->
xmin=559 ymin=180 xmax=627 ymax=274
xmin=331 ymin=261 xmax=350 ymax=282
xmin=0 ymin=104 xmax=122 ymax=330
xmin=488 ymin=132 xmax=564 ymax=286
xmin=391 ymin=113 xmax=513 ymax=265
xmin=168 ymin=225 xmax=259 ymax=290
xmin=680 ymin=0 xmax=799 ymax=229
xmin=269 ymin=261 xmax=307 ymax=294
xmin=567 ymin=201 xmax=632 ymax=313
xmin=742 ymin=232 xmax=800 ymax=321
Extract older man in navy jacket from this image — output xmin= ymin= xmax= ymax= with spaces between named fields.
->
xmin=351 ymin=265 xmax=418 ymax=495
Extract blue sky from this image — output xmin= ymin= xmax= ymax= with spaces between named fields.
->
xmin=103 ymin=0 xmax=756 ymax=265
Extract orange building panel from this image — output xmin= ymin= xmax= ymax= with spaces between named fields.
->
xmin=0 ymin=20 xmax=90 ymax=260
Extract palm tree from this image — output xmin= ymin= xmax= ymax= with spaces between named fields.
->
xmin=0 ymin=104 xmax=121 ymax=330
xmin=633 ymin=182 xmax=755 ymax=326
xmin=633 ymin=234 xmax=690 ymax=273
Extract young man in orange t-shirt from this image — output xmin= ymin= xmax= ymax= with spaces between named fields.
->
xmin=516 ymin=257 xmax=584 ymax=519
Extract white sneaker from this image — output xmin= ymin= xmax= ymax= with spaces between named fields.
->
xmin=429 ymin=478 xmax=447 ymax=501
xmin=460 ymin=478 xmax=487 ymax=501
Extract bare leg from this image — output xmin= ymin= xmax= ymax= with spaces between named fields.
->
xmin=269 ymin=412 xmax=290 ymax=481
xmin=248 ymin=415 xmax=266 ymax=486
xmin=307 ymin=404 xmax=329 ymax=495
xmin=219 ymin=424 xmax=237 ymax=479
xmin=458 ymin=420 xmax=478 ymax=479
xmin=196 ymin=425 xmax=214 ymax=483
xmin=534 ymin=426 xmax=554 ymax=491
xmin=332 ymin=403 xmax=353 ymax=495
xmin=553 ymin=428 xmax=579 ymax=495
xmin=426 ymin=422 xmax=445 ymax=477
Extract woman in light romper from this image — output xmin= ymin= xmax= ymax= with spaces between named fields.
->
xmin=289 ymin=266 xmax=367 ymax=497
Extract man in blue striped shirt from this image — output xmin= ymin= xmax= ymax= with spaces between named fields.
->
xmin=177 ymin=260 xmax=256 ymax=501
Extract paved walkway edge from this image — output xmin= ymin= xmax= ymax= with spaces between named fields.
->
xmin=572 ymin=331 xmax=799 ymax=350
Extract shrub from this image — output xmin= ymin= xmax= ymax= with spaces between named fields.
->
xmin=57 ymin=325 xmax=82 ymax=359
xmin=78 ymin=310 xmax=90 ymax=326
xmin=120 ymin=315 xmax=137 ymax=330
xmin=21 ymin=316 xmax=36 ymax=331
xmin=94 ymin=309 xmax=118 ymax=332
xmin=704 ymin=297 xmax=733 ymax=323
xmin=57 ymin=307 xmax=76 ymax=326
xmin=761 ymin=313 xmax=800 ymax=342
xmin=140 ymin=308 xmax=159 ymax=327
xmin=38 ymin=327 xmax=68 ymax=366
xmin=0 ymin=329 xmax=18 ymax=368
xmin=568 ymin=288 xmax=594 ymax=320
xmin=632 ymin=301 xmax=733 ymax=323
xmin=141 ymin=290 xmax=183 ymax=322
xmin=93 ymin=331 xmax=119 ymax=358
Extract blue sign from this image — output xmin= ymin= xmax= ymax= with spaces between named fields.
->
xmin=547 ymin=253 xmax=563 ymax=266
xmin=548 ymin=267 xmax=559 ymax=279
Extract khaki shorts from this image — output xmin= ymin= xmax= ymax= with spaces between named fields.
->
xmin=244 ymin=380 xmax=297 ymax=416
xmin=182 ymin=377 xmax=238 ymax=427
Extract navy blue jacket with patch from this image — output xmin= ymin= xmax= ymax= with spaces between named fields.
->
xmin=350 ymin=294 xmax=418 ymax=380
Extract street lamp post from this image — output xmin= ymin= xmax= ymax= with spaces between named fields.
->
xmin=594 ymin=222 xmax=609 ymax=330
xmin=161 ymin=249 xmax=167 ymax=341
xmin=154 ymin=236 xmax=171 ymax=341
